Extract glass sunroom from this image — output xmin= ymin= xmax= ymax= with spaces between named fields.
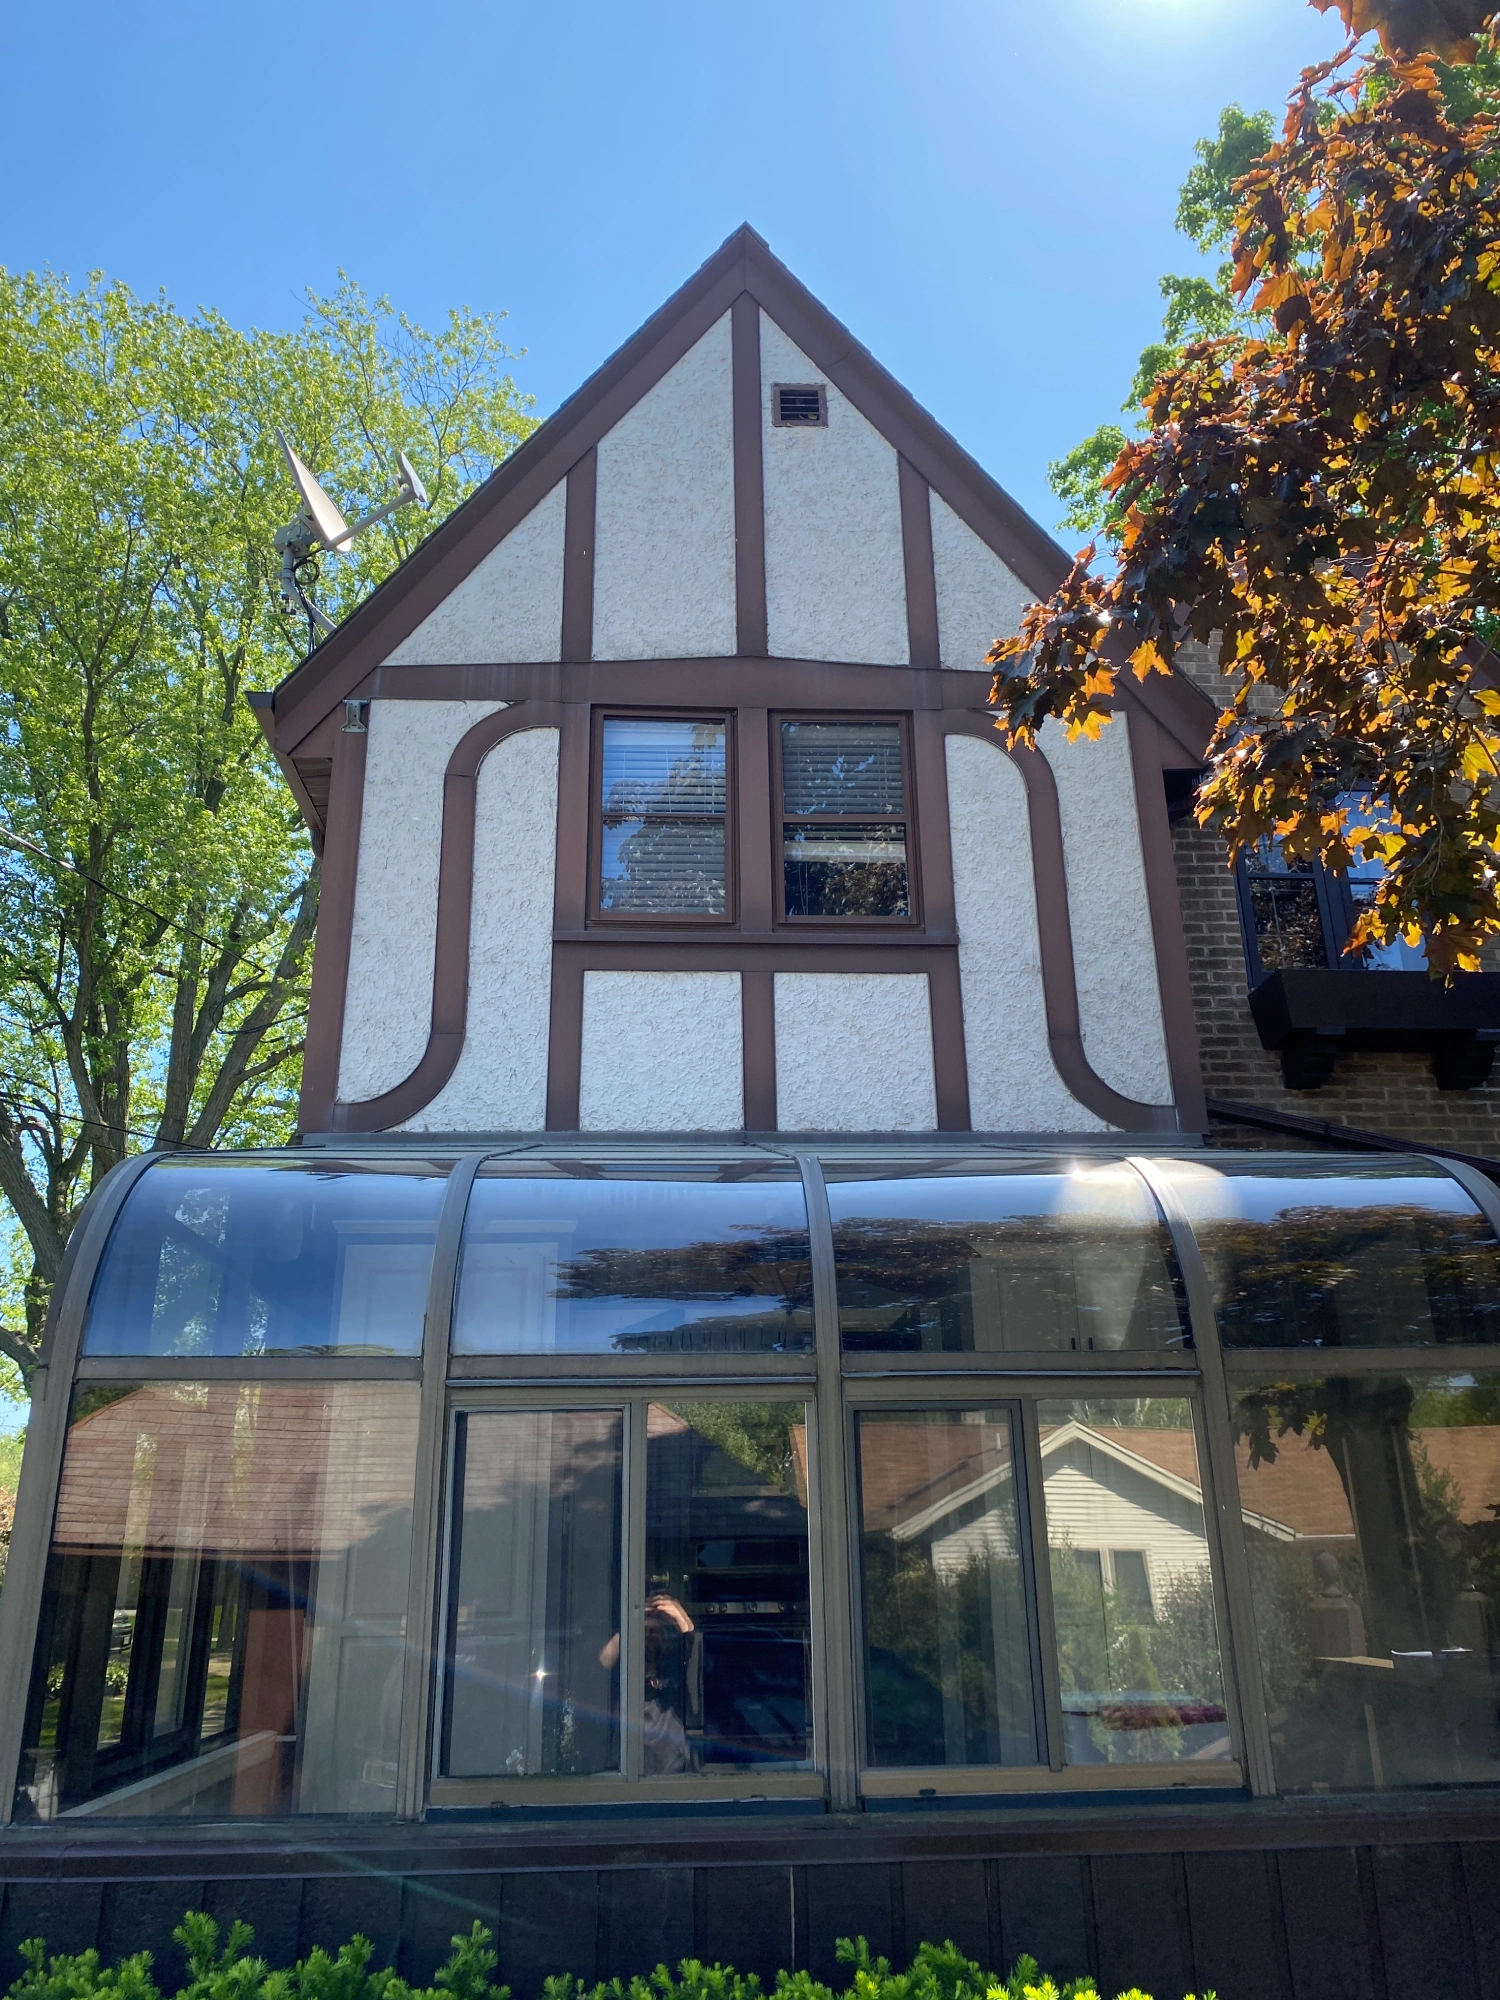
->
xmin=4 ymin=1142 xmax=1500 ymax=1823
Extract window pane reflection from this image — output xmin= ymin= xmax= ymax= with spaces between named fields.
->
xmin=1037 ymin=1398 xmax=1232 ymax=1766
xmin=84 ymin=1160 xmax=450 ymax=1357
xmin=1235 ymin=1373 xmax=1500 ymax=1791
xmin=17 ymin=1382 xmax=418 ymax=1820
xmin=828 ymin=1166 xmax=1186 ymax=1353
xmin=1160 ymin=1157 xmax=1500 ymax=1349
xmin=442 ymin=1411 xmax=623 ymax=1780
xmin=644 ymin=1403 xmax=812 ymax=1772
xmin=855 ymin=1409 xmax=1040 ymax=1769
xmin=452 ymin=1172 xmax=812 ymax=1355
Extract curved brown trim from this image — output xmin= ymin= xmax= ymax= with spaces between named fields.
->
xmin=329 ymin=702 xmax=566 ymax=1134
xmin=942 ymin=715 xmax=1178 ymax=1133
xmin=298 ymin=721 xmax=368 ymax=1132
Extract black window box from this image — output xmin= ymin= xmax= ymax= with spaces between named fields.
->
xmin=1248 ymin=969 xmax=1500 ymax=1092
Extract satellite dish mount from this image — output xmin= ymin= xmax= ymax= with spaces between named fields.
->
xmin=272 ymin=430 xmax=427 ymax=648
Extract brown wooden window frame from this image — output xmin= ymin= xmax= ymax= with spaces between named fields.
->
xmin=772 ymin=710 xmax=921 ymax=929
xmin=588 ymin=707 xmax=738 ymax=928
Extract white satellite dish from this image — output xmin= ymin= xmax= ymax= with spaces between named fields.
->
xmin=272 ymin=430 xmax=429 ymax=645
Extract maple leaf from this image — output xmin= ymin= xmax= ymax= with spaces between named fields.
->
xmin=1310 ymin=0 xmax=1494 ymax=58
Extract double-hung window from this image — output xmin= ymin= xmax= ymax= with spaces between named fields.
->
xmin=777 ymin=717 xmax=915 ymax=922
xmin=1238 ymin=796 xmax=1427 ymax=978
xmin=593 ymin=714 xmax=731 ymax=921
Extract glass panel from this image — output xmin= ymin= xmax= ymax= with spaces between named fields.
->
xmin=855 ymin=1408 xmax=1040 ymax=1769
xmin=1161 ymin=1155 xmax=1500 ymax=1349
xmin=1341 ymin=793 xmax=1428 ymax=971
xmin=600 ymin=719 xmax=726 ymax=916
xmin=644 ymin=1402 xmax=812 ymax=1772
xmin=1234 ymin=1372 xmax=1500 ymax=1791
xmin=16 ymin=1381 xmax=418 ymax=1820
xmin=1037 ymin=1397 xmax=1232 ymax=1767
xmin=452 ymin=1171 xmax=813 ymax=1356
xmin=783 ymin=824 xmax=909 ymax=918
xmin=827 ymin=1164 xmax=1187 ymax=1354
xmin=442 ymin=1410 xmax=623 ymax=1780
xmin=781 ymin=722 xmax=905 ymax=815
xmin=83 ymin=1159 xmax=450 ymax=1357
xmin=1245 ymin=852 xmax=1329 ymax=971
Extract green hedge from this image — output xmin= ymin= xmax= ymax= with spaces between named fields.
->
xmin=4 ymin=1914 xmax=1215 ymax=2000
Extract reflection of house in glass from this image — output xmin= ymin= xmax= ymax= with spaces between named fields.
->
xmin=22 ymin=1382 xmax=417 ymax=1820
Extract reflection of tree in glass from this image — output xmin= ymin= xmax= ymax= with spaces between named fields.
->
xmin=1208 ymin=1204 xmax=1500 ymax=1347
xmin=1049 ymin=1540 xmax=1223 ymax=1762
xmin=861 ymin=1535 xmax=1034 ymax=1762
xmin=548 ymin=1229 xmax=812 ymax=1311
xmin=602 ymin=727 xmax=726 ymax=915
xmin=663 ymin=1402 xmax=803 ymax=1493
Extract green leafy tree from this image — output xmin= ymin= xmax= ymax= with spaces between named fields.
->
xmin=0 ymin=270 xmax=535 ymax=1380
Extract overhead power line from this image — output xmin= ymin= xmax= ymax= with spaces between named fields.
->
xmin=0 ymin=826 xmax=230 ymax=951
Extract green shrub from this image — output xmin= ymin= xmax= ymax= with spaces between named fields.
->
xmin=3 ymin=1916 xmax=1215 ymax=2000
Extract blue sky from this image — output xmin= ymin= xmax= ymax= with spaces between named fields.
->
xmin=3 ymin=0 xmax=1343 ymax=542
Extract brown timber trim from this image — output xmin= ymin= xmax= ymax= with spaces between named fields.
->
xmin=329 ymin=703 xmax=565 ymax=1134
xmin=941 ymin=713 xmax=1177 ymax=1133
xmin=1127 ymin=703 xmax=1208 ymax=1130
xmin=741 ymin=969 xmax=777 ymax=1128
xmin=731 ymin=294 xmax=768 ymax=658
xmin=927 ymin=951 xmax=971 ymax=1131
xmin=298 ymin=720 xmax=368 ymax=1131
xmin=562 ymin=448 xmax=597 ymax=664
xmin=912 ymin=708 xmax=969 ymax=1129
xmin=545 ymin=952 xmax=585 ymax=1130
xmin=248 ymin=691 xmax=325 ymax=847
xmin=898 ymin=457 xmax=939 ymax=670
xmin=555 ymin=940 xmax=960 ymax=973
xmin=271 ymin=240 xmax=749 ymax=754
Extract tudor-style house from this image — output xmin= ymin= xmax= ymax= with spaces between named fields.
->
xmin=5 ymin=230 xmax=1500 ymax=2000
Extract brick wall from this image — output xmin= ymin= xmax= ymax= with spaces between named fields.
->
xmin=1171 ymin=816 xmax=1500 ymax=1155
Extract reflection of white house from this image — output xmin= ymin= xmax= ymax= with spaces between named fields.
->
xmin=891 ymin=1424 xmax=1215 ymax=1613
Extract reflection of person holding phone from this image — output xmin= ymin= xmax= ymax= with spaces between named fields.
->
xmin=599 ymin=1593 xmax=696 ymax=1774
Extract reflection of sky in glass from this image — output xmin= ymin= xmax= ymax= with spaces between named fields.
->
xmin=825 ymin=1168 xmax=1157 ymax=1230
xmin=1160 ymin=1158 xmax=1473 ymax=1228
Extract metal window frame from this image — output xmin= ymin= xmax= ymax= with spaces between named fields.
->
xmin=16 ymin=1141 xmax=1500 ymax=1827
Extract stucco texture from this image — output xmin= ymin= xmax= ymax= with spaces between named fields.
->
xmin=944 ymin=734 xmax=1107 ymax=1132
xmin=930 ymin=491 xmax=1034 ymax=673
xmin=774 ymin=972 xmax=936 ymax=1131
xmin=593 ymin=313 xmax=736 ymax=660
xmin=1041 ymin=713 xmax=1173 ymax=1106
xmin=760 ymin=314 xmax=908 ymax=666
xmin=384 ymin=483 xmax=564 ymax=666
xmin=338 ymin=699 xmax=504 ymax=1103
xmin=400 ymin=727 xmax=559 ymax=1134
xmin=578 ymin=971 xmax=743 ymax=1132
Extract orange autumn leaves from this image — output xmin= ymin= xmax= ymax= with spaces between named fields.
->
xmin=1312 ymin=0 xmax=1494 ymax=60
xmin=989 ymin=36 xmax=1500 ymax=974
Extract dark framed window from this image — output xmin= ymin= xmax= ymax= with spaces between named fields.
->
xmin=591 ymin=712 xmax=733 ymax=923
xmin=775 ymin=715 xmax=917 ymax=924
xmin=1236 ymin=815 xmax=1427 ymax=981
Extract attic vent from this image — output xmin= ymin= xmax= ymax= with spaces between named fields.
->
xmin=772 ymin=383 xmax=827 ymax=428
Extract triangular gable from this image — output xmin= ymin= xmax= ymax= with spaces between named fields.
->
xmin=268 ymin=224 xmax=1215 ymax=774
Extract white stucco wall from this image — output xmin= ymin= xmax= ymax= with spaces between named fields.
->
xmin=578 ymin=971 xmax=743 ymax=1131
xmin=593 ymin=314 xmax=736 ymax=660
xmin=1042 ymin=714 xmax=1173 ymax=1105
xmin=944 ymin=733 xmax=1107 ymax=1132
xmin=399 ymin=727 xmax=559 ymax=1133
xmin=774 ymin=972 xmax=936 ymax=1131
xmin=760 ymin=314 xmax=908 ymax=666
xmin=338 ymin=699 xmax=504 ymax=1103
xmin=383 ymin=483 xmax=565 ymax=666
xmin=930 ymin=491 xmax=1035 ymax=673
